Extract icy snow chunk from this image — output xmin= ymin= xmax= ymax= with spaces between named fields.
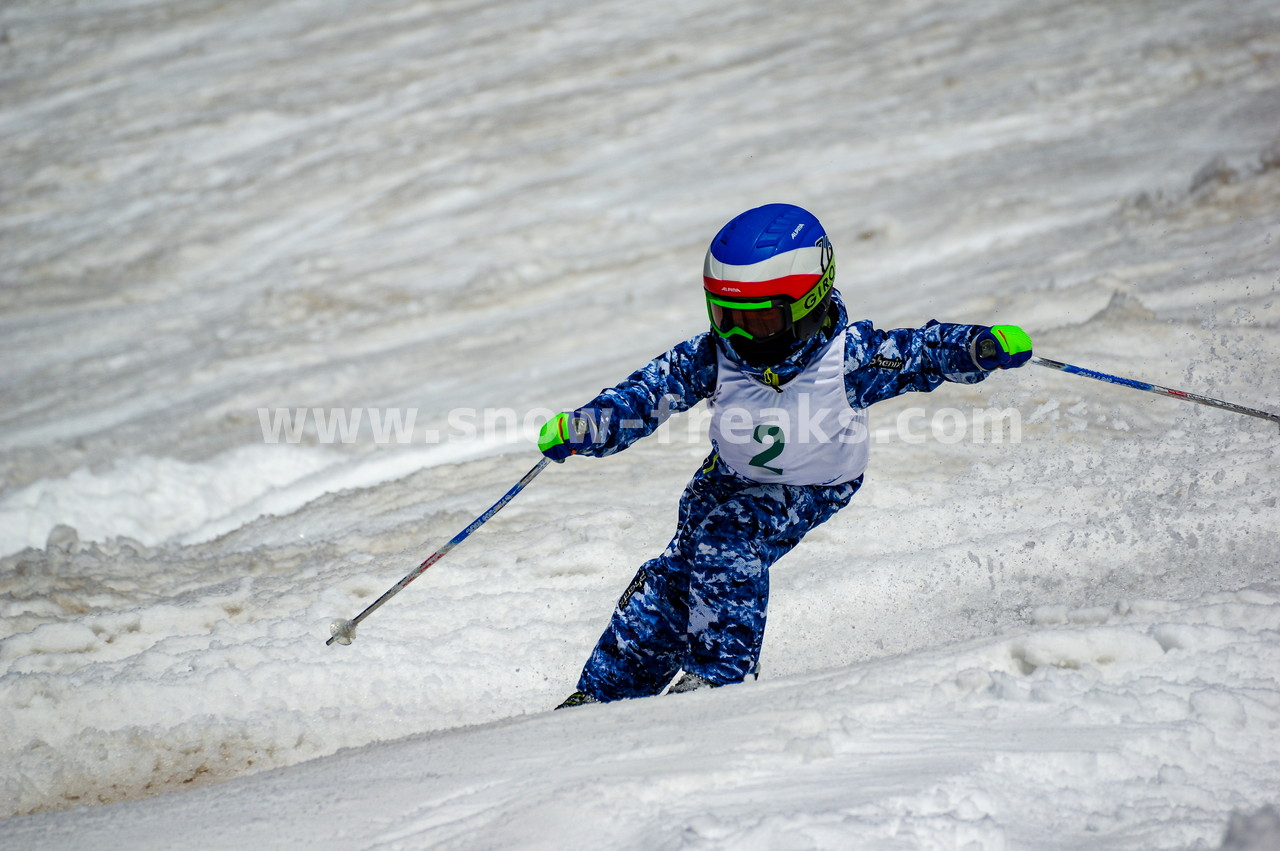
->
xmin=0 ymin=622 xmax=98 ymax=663
xmin=1008 ymin=628 xmax=1165 ymax=674
xmin=1189 ymin=688 xmax=1248 ymax=729
xmin=45 ymin=524 xmax=80 ymax=554
xmin=1151 ymin=622 xmax=1241 ymax=653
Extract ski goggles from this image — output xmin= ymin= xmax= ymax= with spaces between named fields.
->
xmin=706 ymin=259 xmax=836 ymax=341
xmin=707 ymin=295 xmax=791 ymax=340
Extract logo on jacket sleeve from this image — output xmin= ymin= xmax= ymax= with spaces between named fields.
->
xmin=868 ymin=354 xmax=906 ymax=370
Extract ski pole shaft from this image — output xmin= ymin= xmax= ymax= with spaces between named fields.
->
xmin=1032 ymin=356 xmax=1280 ymax=430
xmin=327 ymin=456 xmax=551 ymax=646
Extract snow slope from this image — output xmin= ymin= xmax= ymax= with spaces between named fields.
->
xmin=1 ymin=0 xmax=1278 ymax=847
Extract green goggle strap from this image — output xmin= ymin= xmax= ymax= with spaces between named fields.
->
xmin=789 ymin=259 xmax=835 ymax=323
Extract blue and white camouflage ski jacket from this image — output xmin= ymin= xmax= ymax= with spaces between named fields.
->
xmin=572 ymin=291 xmax=991 ymax=457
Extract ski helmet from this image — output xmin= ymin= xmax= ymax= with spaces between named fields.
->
xmin=703 ymin=204 xmax=835 ymax=348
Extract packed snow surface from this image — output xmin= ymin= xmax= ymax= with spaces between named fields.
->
xmin=2 ymin=0 xmax=1279 ymax=848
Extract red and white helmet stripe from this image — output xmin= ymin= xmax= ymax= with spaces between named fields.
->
xmin=703 ymin=244 xmax=827 ymax=300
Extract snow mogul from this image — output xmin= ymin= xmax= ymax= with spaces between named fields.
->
xmin=539 ymin=203 xmax=1032 ymax=708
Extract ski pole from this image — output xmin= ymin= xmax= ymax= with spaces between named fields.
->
xmin=327 ymin=456 xmax=551 ymax=646
xmin=1032 ymin=356 xmax=1280 ymax=431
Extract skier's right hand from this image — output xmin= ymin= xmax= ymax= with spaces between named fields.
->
xmin=538 ymin=411 xmax=594 ymax=462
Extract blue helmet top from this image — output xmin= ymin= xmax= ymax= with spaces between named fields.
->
xmin=705 ymin=203 xmax=829 ymax=283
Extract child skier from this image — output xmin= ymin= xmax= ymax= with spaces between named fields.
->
xmin=538 ymin=203 xmax=1032 ymax=708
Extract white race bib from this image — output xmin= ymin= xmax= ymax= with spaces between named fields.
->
xmin=709 ymin=330 xmax=869 ymax=485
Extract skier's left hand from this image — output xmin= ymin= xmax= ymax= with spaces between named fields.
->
xmin=972 ymin=325 xmax=1033 ymax=370
xmin=538 ymin=411 xmax=595 ymax=462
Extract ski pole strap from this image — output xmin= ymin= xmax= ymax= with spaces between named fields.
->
xmin=1032 ymin=356 xmax=1280 ymax=431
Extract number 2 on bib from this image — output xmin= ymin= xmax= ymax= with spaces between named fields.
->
xmin=749 ymin=424 xmax=786 ymax=475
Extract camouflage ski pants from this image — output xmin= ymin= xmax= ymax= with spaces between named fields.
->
xmin=577 ymin=454 xmax=861 ymax=701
